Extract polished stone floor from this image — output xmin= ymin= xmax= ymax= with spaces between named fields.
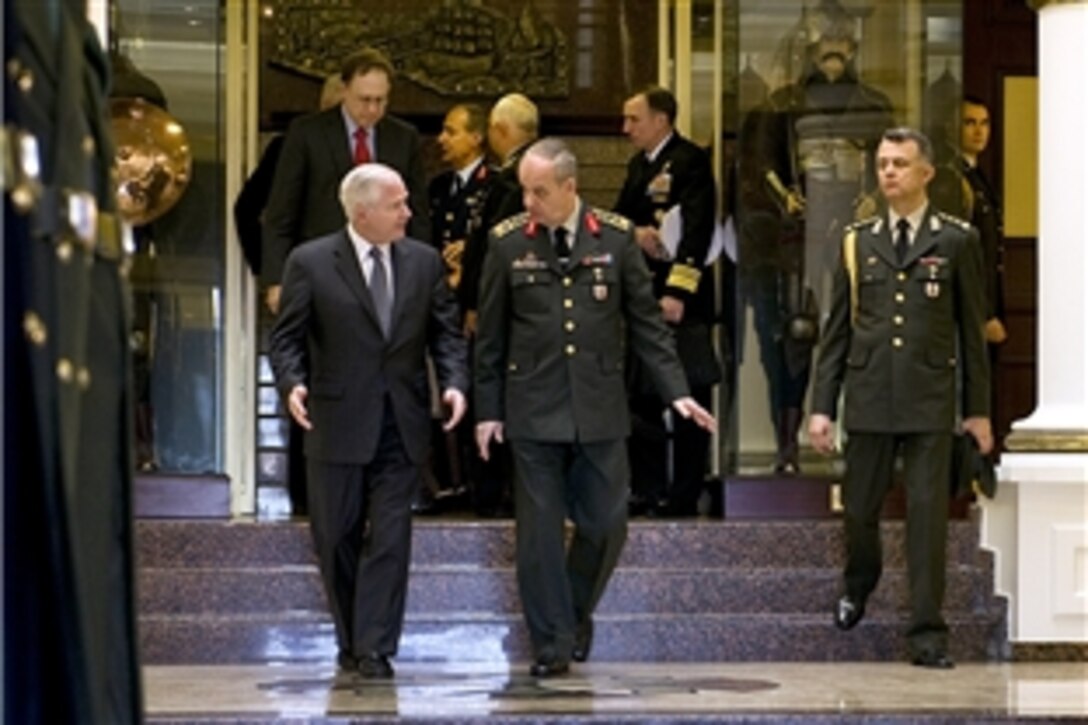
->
xmin=144 ymin=661 xmax=1087 ymax=723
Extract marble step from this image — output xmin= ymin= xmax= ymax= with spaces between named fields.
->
xmin=135 ymin=518 xmax=989 ymax=569
xmin=138 ymin=563 xmax=997 ymax=617
xmin=139 ymin=609 xmax=1007 ymax=665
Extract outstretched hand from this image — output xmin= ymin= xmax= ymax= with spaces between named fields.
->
xmin=671 ymin=397 xmax=716 ymax=432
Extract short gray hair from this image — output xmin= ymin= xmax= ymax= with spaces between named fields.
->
xmin=491 ymin=93 xmax=539 ymax=137
xmin=339 ymin=163 xmax=403 ymax=215
xmin=523 ymin=137 xmax=578 ymax=182
xmin=881 ymin=127 xmax=935 ymax=164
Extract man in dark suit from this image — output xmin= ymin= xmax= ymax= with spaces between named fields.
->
xmin=614 ymin=85 xmax=720 ymax=516
xmin=808 ymin=128 xmax=992 ymax=669
xmin=262 ymin=47 xmax=429 ymax=313
xmin=474 ymin=138 xmax=716 ymax=677
xmin=269 ymin=163 xmax=468 ymax=679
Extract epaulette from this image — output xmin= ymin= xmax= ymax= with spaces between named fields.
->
xmin=490 ymin=212 xmax=529 ymax=239
xmin=936 ymin=210 xmax=971 ymax=231
xmin=846 ymin=216 xmax=880 ymax=232
xmin=591 ymin=208 xmax=631 ymax=232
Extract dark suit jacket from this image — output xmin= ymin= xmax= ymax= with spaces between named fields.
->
xmin=475 ymin=205 xmax=689 ymax=442
xmin=811 ymin=208 xmax=990 ymax=433
xmin=233 ymin=134 xmax=284 ymax=276
xmin=614 ymin=132 xmax=717 ymax=321
xmin=261 ymin=107 xmax=430 ymax=286
xmin=269 ymin=230 xmax=469 ymax=465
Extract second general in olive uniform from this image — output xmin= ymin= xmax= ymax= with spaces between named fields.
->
xmin=474 ymin=139 xmax=714 ymax=678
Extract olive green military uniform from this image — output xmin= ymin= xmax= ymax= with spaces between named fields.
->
xmin=475 ymin=204 xmax=689 ymax=662
xmin=811 ymin=208 xmax=989 ymax=657
xmin=5 ymin=2 xmax=142 ymax=722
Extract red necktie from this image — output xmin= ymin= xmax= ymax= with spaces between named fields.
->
xmin=353 ymin=127 xmax=371 ymax=165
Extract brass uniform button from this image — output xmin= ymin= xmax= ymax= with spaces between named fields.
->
xmin=23 ymin=311 xmax=47 ymax=346
xmin=564 ymin=344 xmax=576 ymax=356
xmin=82 ymin=135 xmax=95 ymax=156
xmin=893 ymin=315 xmax=904 ymax=326
xmin=894 ymin=292 xmax=905 ymax=303
xmin=564 ymin=320 xmax=575 ymax=332
xmin=563 ymin=298 xmax=573 ymax=309
xmin=56 ymin=358 xmax=74 ymax=383
xmin=56 ymin=241 xmax=74 ymax=263
xmin=16 ymin=69 xmax=33 ymax=93
xmin=892 ymin=337 xmax=903 ymax=348
xmin=76 ymin=367 xmax=92 ymax=391
xmin=563 ymin=277 xmax=572 ymax=287
xmin=897 ymin=272 xmax=908 ymax=282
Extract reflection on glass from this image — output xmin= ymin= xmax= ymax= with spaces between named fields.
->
xmin=115 ymin=0 xmax=225 ymax=474
xmin=733 ymin=0 xmax=961 ymax=474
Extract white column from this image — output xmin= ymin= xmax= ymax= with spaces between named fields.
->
xmin=983 ymin=0 xmax=1088 ymax=645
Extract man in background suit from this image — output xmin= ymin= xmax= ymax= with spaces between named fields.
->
xmin=475 ymin=138 xmax=716 ymax=677
xmin=614 ymin=85 xmax=719 ymax=517
xmin=808 ymin=128 xmax=991 ymax=669
xmin=269 ymin=164 xmax=468 ymax=678
xmin=262 ymin=46 xmax=429 ymax=313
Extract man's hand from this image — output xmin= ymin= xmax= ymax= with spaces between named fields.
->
xmin=808 ymin=413 xmax=835 ymax=454
xmin=462 ymin=310 xmax=478 ymax=337
xmin=442 ymin=389 xmax=467 ymax=432
xmin=442 ymin=239 xmax=465 ymax=290
xmin=661 ymin=295 xmax=685 ymax=324
xmin=985 ymin=318 xmax=1008 ymax=345
xmin=266 ymin=285 xmax=282 ymax=315
xmin=963 ymin=416 xmax=994 ymax=455
xmin=475 ymin=420 xmax=505 ymax=461
xmin=671 ymin=397 xmax=716 ymax=432
xmin=287 ymin=384 xmax=312 ymax=430
xmin=634 ymin=226 xmax=668 ymax=260
xmin=785 ymin=189 xmax=806 ymax=217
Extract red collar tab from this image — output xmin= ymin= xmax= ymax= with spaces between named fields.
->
xmin=475 ymin=164 xmax=488 ymax=181
xmin=584 ymin=211 xmax=601 ymax=237
xmin=525 ymin=219 xmax=539 ymax=237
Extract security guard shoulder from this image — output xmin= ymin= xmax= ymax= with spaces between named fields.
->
xmin=491 ymin=211 xmax=530 ymax=239
xmin=591 ymin=208 xmax=631 ymax=232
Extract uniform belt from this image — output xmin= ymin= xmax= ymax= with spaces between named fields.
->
xmin=3 ymin=125 xmax=130 ymax=262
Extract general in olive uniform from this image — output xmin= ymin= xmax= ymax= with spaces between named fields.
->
xmin=474 ymin=139 xmax=715 ymax=677
xmin=809 ymin=128 xmax=991 ymax=669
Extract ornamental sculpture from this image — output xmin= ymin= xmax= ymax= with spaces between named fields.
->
xmin=267 ymin=0 xmax=570 ymax=98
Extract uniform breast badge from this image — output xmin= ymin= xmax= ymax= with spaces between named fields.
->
xmin=647 ymin=161 xmax=672 ymax=204
xmin=919 ymin=256 xmax=947 ymax=299
xmin=592 ymin=266 xmax=608 ymax=301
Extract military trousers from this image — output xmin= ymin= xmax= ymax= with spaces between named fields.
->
xmin=842 ymin=431 xmax=952 ymax=655
xmin=509 ymin=438 xmax=629 ymax=661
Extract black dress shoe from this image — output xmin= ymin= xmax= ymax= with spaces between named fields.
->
xmin=912 ymin=651 xmax=955 ymax=669
xmin=833 ymin=595 xmax=866 ymax=630
xmin=336 ymin=650 xmax=357 ymax=671
xmin=572 ymin=618 xmax=594 ymax=663
xmin=529 ymin=657 xmax=570 ymax=678
xmin=357 ymin=653 xmax=394 ymax=679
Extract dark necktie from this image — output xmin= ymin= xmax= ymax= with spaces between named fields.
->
xmin=369 ymin=246 xmax=392 ymax=336
xmin=554 ymin=226 xmax=572 ymax=263
xmin=895 ymin=218 xmax=910 ymax=264
xmin=353 ymin=127 xmax=371 ymax=165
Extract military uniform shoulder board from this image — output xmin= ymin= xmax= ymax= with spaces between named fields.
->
xmin=846 ymin=216 xmax=880 ymax=232
xmin=490 ymin=212 xmax=530 ymax=239
xmin=590 ymin=208 xmax=631 ymax=232
xmin=936 ymin=210 xmax=971 ymax=231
